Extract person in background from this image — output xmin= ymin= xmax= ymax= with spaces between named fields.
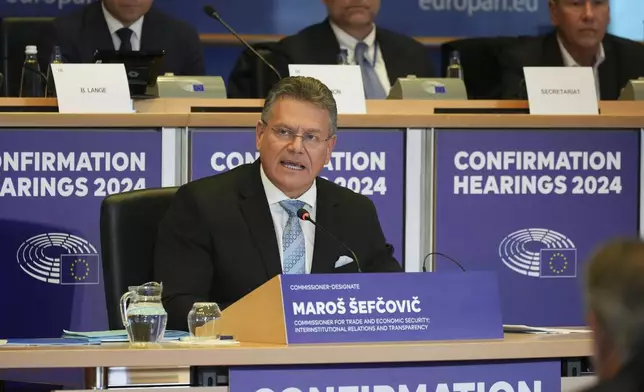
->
xmin=154 ymin=76 xmax=402 ymax=331
xmin=582 ymin=239 xmax=644 ymax=392
xmin=38 ymin=0 xmax=204 ymax=76
xmin=227 ymin=0 xmax=435 ymax=99
xmin=499 ymin=0 xmax=644 ymax=100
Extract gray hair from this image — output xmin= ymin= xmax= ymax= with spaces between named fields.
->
xmin=260 ymin=76 xmax=338 ymax=135
xmin=585 ymin=239 xmax=644 ymax=362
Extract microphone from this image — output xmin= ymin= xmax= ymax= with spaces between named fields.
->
xmin=203 ymin=5 xmax=282 ymax=80
xmin=297 ymin=208 xmax=361 ymax=273
xmin=422 ymin=252 xmax=466 ymax=272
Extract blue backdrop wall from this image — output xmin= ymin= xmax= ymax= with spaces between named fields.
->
xmin=1 ymin=0 xmax=557 ymax=85
xmin=2 ymin=0 xmax=639 ymax=85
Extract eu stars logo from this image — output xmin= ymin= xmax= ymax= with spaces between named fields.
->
xmin=60 ymin=254 xmax=100 ymax=285
xmin=540 ymin=249 xmax=577 ymax=278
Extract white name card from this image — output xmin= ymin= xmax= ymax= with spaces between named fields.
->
xmin=523 ymin=66 xmax=598 ymax=115
xmin=52 ymin=63 xmax=133 ymax=114
xmin=288 ymin=64 xmax=366 ymax=114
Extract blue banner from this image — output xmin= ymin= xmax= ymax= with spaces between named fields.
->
xmin=2 ymin=0 xmax=550 ymax=36
xmin=280 ymin=272 xmax=503 ymax=344
xmin=0 ymin=129 xmax=162 ymax=339
xmin=434 ymin=129 xmax=640 ymax=326
xmin=189 ymin=128 xmax=405 ymax=264
xmin=229 ymin=359 xmax=560 ymax=392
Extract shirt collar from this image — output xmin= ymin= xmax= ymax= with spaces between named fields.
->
xmin=329 ymin=20 xmax=377 ymax=51
xmin=260 ymin=164 xmax=316 ymax=210
xmin=556 ymin=35 xmax=605 ymax=68
xmin=102 ymin=1 xmax=144 ymax=40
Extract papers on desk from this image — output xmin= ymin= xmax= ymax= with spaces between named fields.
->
xmin=503 ymin=325 xmax=591 ymax=334
xmin=0 ymin=330 xmax=190 ymax=347
xmin=0 ymin=338 xmax=96 ymax=346
xmin=62 ymin=329 xmax=189 ymax=343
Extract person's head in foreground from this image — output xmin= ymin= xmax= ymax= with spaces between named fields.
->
xmin=548 ymin=0 xmax=609 ymax=66
xmin=255 ymin=76 xmax=338 ymax=199
xmin=585 ymin=238 xmax=644 ymax=381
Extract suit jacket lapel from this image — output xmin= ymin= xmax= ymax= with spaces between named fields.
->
xmin=541 ymin=32 xmax=565 ymax=67
xmin=312 ymin=19 xmax=342 ymax=64
xmin=238 ymin=161 xmax=282 ymax=278
xmin=311 ymin=179 xmax=341 ymax=273
xmin=139 ymin=9 xmax=158 ymax=51
xmin=598 ymin=37 xmax=619 ymax=100
xmin=376 ymin=30 xmax=403 ymax=86
xmin=84 ymin=3 xmax=115 ymax=60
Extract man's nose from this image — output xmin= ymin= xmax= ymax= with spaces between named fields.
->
xmin=286 ymin=136 xmax=305 ymax=153
xmin=581 ymin=1 xmax=596 ymax=21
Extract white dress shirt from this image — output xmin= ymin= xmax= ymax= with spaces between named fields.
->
xmin=102 ymin=2 xmax=144 ymax=51
xmin=260 ymin=165 xmax=317 ymax=274
xmin=556 ymin=35 xmax=605 ymax=98
xmin=329 ymin=21 xmax=391 ymax=94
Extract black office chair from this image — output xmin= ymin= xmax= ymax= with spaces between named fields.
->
xmin=227 ymin=41 xmax=290 ymax=98
xmin=440 ymin=36 xmax=524 ymax=99
xmin=0 ymin=17 xmax=54 ymax=97
xmin=100 ymin=187 xmax=178 ymax=330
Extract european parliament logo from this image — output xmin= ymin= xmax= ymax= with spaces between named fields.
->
xmin=499 ymin=228 xmax=577 ymax=278
xmin=16 ymin=233 xmax=100 ymax=285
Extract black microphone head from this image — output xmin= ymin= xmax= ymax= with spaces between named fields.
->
xmin=297 ymin=208 xmax=310 ymax=221
xmin=203 ymin=5 xmax=218 ymax=17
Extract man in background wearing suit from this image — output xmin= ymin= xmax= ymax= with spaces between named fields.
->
xmin=581 ymin=239 xmax=644 ymax=392
xmin=227 ymin=0 xmax=435 ymax=98
xmin=154 ymin=76 xmax=402 ymax=330
xmin=39 ymin=0 xmax=204 ymax=76
xmin=500 ymin=0 xmax=644 ymax=100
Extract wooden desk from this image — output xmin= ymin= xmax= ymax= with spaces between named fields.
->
xmin=0 ymin=334 xmax=592 ymax=390
xmin=0 ymin=333 xmax=592 ymax=369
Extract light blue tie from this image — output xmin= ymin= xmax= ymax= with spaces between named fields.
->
xmin=279 ymin=200 xmax=306 ymax=274
xmin=355 ymin=42 xmax=386 ymax=99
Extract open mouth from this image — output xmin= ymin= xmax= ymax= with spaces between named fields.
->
xmin=281 ymin=160 xmax=306 ymax=171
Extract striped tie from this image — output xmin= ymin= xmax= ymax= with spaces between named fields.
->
xmin=279 ymin=200 xmax=306 ymax=274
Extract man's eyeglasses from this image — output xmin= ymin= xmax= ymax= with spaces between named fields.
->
xmin=266 ymin=125 xmax=334 ymax=148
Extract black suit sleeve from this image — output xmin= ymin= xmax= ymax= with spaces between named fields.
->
xmin=498 ymin=45 xmax=528 ymax=100
xmin=153 ymin=185 xmax=213 ymax=330
xmin=360 ymin=198 xmax=403 ymax=273
xmin=179 ymin=27 xmax=205 ymax=76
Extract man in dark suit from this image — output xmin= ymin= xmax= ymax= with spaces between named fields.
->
xmin=500 ymin=0 xmax=644 ymax=100
xmin=227 ymin=0 xmax=435 ymax=98
xmin=581 ymin=239 xmax=644 ymax=392
xmin=154 ymin=76 xmax=402 ymax=331
xmin=38 ymin=0 xmax=204 ymax=76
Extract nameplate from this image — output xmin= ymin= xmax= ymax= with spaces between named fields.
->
xmin=288 ymin=64 xmax=366 ymax=114
xmin=51 ymin=64 xmax=133 ymax=113
xmin=280 ymin=272 xmax=503 ymax=344
xmin=523 ymin=66 xmax=598 ymax=115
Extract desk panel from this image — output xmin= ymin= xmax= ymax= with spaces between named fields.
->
xmin=0 ymin=129 xmax=163 ymax=338
xmin=188 ymin=128 xmax=406 ymax=265
xmin=432 ymin=128 xmax=640 ymax=326
xmin=230 ymin=360 xmax=559 ymax=392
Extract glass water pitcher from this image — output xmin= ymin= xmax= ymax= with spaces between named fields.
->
xmin=120 ymin=282 xmax=167 ymax=345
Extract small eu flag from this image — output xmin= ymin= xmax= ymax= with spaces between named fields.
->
xmin=60 ymin=254 xmax=100 ymax=285
xmin=539 ymin=249 xmax=577 ymax=278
